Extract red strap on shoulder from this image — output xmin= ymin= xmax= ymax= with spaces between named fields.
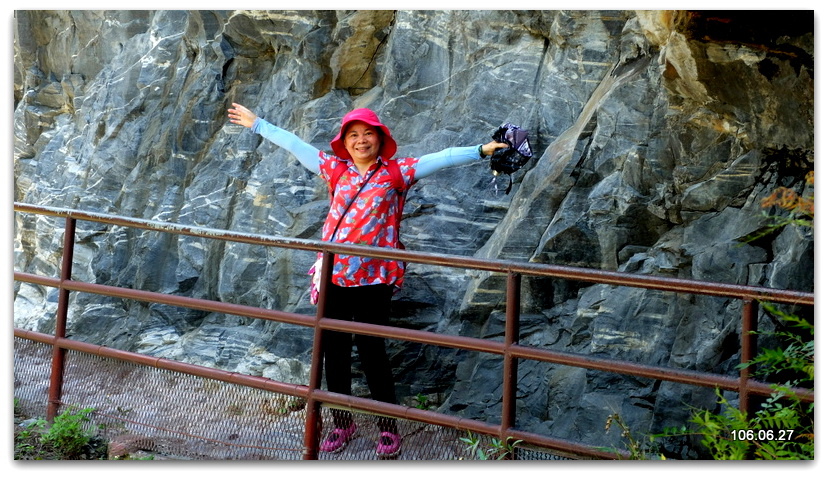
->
xmin=386 ymin=160 xmax=408 ymax=217
xmin=329 ymin=162 xmax=349 ymax=199
xmin=386 ymin=159 xmax=405 ymax=193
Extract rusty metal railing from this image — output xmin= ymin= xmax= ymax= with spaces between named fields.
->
xmin=13 ymin=202 xmax=814 ymax=459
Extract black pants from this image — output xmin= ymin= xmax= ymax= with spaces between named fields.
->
xmin=323 ymin=283 xmax=398 ymax=432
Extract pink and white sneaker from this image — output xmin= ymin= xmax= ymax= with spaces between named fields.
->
xmin=376 ymin=431 xmax=402 ymax=458
xmin=320 ymin=422 xmax=357 ymax=453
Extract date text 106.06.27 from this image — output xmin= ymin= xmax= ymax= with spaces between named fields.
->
xmin=730 ymin=429 xmax=795 ymax=441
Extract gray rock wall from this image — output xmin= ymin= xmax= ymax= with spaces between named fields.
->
xmin=13 ymin=10 xmax=813 ymax=456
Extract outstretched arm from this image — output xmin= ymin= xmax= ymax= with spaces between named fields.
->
xmin=414 ymin=140 xmax=509 ymax=180
xmin=228 ymin=103 xmax=321 ymax=174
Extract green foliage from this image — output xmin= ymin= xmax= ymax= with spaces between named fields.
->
xmin=488 ymin=436 xmax=524 ymax=460
xmin=459 ymin=431 xmax=523 ymax=460
xmin=40 ymin=407 xmax=99 ymax=458
xmin=459 ymin=432 xmax=487 ymax=460
xmin=14 ymin=405 xmax=106 ymax=460
xmin=414 ymin=393 xmax=431 ymax=411
xmin=744 ymin=303 xmax=814 ymax=386
xmin=681 ymin=387 xmax=813 ymax=460
xmin=15 ymin=418 xmax=48 ymax=459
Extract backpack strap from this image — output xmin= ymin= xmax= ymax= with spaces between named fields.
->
xmin=385 ymin=159 xmax=409 ymax=224
xmin=328 ymin=161 xmax=350 ymax=199
xmin=386 ymin=158 xmax=405 ymax=192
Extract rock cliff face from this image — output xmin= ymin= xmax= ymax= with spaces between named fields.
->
xmin=14 ymin=10 xmax=813 ymax=456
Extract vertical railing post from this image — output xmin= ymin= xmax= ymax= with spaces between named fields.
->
xmin=46 ymin=216 xmax=76 ymax=421
xmin=739 ymin=299 xmax=759 ymax=416
xmin=303 ymin=251 xmax=334 ymax=460
xmin=501 ymin=271 xmax=521 ymax=444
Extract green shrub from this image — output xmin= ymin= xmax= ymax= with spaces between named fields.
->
xmin=15 ymin=405 xmax=105 ymax=460
xmin=38 ymin=407 xmax=99 ymax=459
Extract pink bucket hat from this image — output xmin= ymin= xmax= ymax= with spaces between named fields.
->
xmin=330 ymin=108 xmax=397 ymax=160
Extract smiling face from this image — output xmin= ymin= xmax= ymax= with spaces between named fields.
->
xmin=343 ymin=121 xmax=382 ymax=165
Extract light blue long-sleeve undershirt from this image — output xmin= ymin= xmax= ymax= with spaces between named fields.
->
xmin=251 ymin=118 xmax=483 ymax=180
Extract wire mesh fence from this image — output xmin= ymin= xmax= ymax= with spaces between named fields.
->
xmin=15 ymin=337 xmax=307 ymax=459
xmin=13 ymin=337 xmax=52 ymax=420
xmin=14 ymin=337 xmax=572 ymax=460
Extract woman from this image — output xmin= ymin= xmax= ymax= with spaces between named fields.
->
xmin=228 ymin=103 xmax=507 ymax=458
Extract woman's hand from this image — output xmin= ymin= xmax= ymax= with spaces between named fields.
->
xmin=481 ymin=141 xmax=511 ymax=157
xmin=227 ymin=103 xmax=258 ymax=129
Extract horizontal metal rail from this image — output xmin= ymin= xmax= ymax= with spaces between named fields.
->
xmin=17 ymin=272 xmax=808 ymax=401
xmin=12 ymin=202 xmax=813 ymax=305
xmin=13 ymin=202 xmax=814 ymax=460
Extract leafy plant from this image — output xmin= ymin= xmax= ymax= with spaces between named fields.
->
xmin=488 ymin=436 xmax=523 ymax=460
xmin=459 ymin=431 xmax=523 ymax=460
xmin=459 ymin=431 xmax=487 ymax=460
xmin=414 ymin=393 xmax=431 ymax=411
xmin=40 ymin=407 xmax=99 ymax=458
xmin=681 ymin=384 xmax=813 ymax=459
xmin=747 ymin=303 xmax=814 ymax=386
xmin=603 ymin=413 xmax=663 ymax=459
xmin=15 ymin=417 xmax=48 ymax=458
xmin=14 ymin=405 xmax=106 ymax=460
